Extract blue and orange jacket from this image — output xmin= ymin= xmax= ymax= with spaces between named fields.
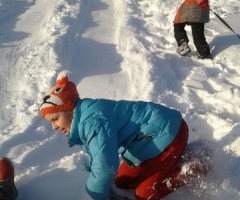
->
xmin=68 ymin=98 xmax=182 ymax=200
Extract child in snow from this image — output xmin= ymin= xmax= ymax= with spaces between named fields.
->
xmin=173 ymin=0 xmax=212 ymax=59
xmin=39 ymin=71 xmax=209 ymax=200
xmin=0 ymin=157 xmax=18 ymax=200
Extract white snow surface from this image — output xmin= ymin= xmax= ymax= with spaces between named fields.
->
xmin=0 ymin=0 xmax=240 ymax=199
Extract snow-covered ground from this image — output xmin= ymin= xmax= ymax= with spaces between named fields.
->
xmin=0 ymin=0 xmax=240 ymax=199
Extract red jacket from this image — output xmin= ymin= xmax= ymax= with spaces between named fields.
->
xmin=173 ymin=0 xmax=210 ymax=23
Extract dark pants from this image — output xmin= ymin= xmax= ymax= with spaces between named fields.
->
xmin=0 ymin=181 xmax=18 ymax=200
xmin=174 ymin=23 xmax=211 ymax=56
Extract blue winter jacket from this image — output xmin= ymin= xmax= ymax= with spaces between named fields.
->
xmin=68 ymin=98 xmax=182 ymax=200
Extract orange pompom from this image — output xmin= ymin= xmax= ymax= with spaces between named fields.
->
xmin=57 ymin=76 xmax=68 ymax=85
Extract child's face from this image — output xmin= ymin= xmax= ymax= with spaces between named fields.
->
xmin=44 ymin=111 xmax=73 ymax=135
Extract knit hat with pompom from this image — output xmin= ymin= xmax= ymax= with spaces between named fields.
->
xmin=39 ymin=70 xmax=79 ymax=117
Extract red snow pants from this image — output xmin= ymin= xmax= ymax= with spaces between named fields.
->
xmin=114 ymin=119 xmax=189 ymax=200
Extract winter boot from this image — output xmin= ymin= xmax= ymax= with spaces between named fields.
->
xmin=177 ymin=40 xmax=191 ymax=56
xmin=0 ymin=157 xmax=15 ymax=183
xmin=197 ymin=45 xmax=212 ymax=59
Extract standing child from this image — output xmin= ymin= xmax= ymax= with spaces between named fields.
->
xmin=39 ymin=71 xmax=210 ymax=200
xmin=173 ymin=0 xmax=212 ymax=59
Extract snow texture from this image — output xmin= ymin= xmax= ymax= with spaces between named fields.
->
xmin=0 ymin=0 xmax=240 ymax=199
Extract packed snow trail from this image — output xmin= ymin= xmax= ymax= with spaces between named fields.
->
xmin=0 ymin=0 xmax=154 ymax=199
